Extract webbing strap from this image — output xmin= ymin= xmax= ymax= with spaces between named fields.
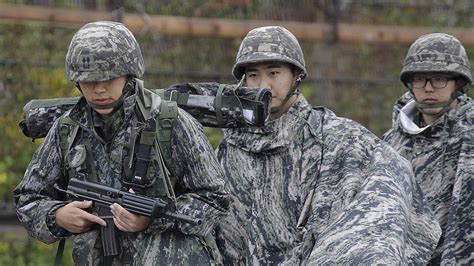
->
xmin=157 ymin=100 xmax=177 ymax=171
xmin=58 ymin=116 xmax=80 ymax=178
xmin=54 ymin=239 xmax=65 ymax=266
xmin=58 ymin=116 xmax=79 ymax=157
xmin=128 ymin=87 xmax=178 ymax=193
xmin=154 ymin=89 xmax=189 ymax=106
xmin=215 ymin=84 xmax=226 ymax=127
xmin=132 ymin=118 xmax=157 ymax=188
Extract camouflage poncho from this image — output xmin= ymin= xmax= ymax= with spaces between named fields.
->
xmin=14 ymin=80 xmax=229 ymax=265
xmin=216 ymin=95 xmax=441 ymax=265
xmin=383 ymin=91 xmax=473 ymax=264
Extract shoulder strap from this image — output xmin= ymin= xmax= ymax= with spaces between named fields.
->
xmin=153 ymin=100 xmax=178 ymax=202
xmin=156 ymin=100 xmax=178 ymax=172
xmin=58 ymin=115 xmax=80 ymax=175
xmin=137 ymin=86 xmax=178 ymax=172
xmin=54 ymin=238 xmax=66 ymax=266
xmin=55 ymin=115 xmax=79 ymax=266
xmin=129 ymin=86 xmax=178 ymax=198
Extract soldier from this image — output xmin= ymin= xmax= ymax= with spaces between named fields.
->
xmin=215 ymin=26 xmax=441 ymax=264
xmin=383 ymin=33 xmax=473 ymax=264
xmin=13 ymin=21 xmax=229 ymax=265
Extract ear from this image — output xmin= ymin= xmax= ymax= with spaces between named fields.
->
xmin=291 ymin=67 xmax=303 ymax=82
xmin=455 ymin=78 xmax=468 ymax=91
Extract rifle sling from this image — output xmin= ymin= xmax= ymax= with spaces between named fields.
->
xmin=54 ymin=239 xmax=65 ymax=266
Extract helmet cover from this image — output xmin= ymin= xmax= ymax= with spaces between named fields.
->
xmin=65 ymin=21 xmax=145 ymax=82
xmin=232 ymin=26 xmax=307 ymax=80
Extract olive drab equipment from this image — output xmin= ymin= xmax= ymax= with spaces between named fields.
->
xmin=19 ymin=81 xmax=271 ymax=195
xmin=232 ymin=26 xmax=308 ymax=80
xmin=157 ymin=82 xmax=271 ymax=128
xmin=58 ymin=82 xmax=178 ymax=195
xmin=49 ymin=80 xmax=178 ymax=266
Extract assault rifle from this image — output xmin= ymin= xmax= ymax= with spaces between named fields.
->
xmin=56 ymin=178 xmax=201 ymax=256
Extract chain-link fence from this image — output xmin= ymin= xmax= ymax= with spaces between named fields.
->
xmin=0 ymin=1 xmax=473 ymax=263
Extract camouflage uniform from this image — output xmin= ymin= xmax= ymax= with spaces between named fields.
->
xmin=383 ymin=33 xmax=474 ymax=264
xmin=14 ymin=21 xmax=229 ymax=265
xmin=215 ymin=26 xmax=441 ymax=265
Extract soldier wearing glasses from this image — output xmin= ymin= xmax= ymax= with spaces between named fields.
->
xmin=383 ymin=33 xmax=473 ymax=264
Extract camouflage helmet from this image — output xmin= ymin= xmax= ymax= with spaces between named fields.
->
xmin=400 ymin=33 xmax=472 ymax=89
xmin=65 ymin=21 xmax=145 ymax=82
xmin=232 ymin=26 xmax=307 ymax=80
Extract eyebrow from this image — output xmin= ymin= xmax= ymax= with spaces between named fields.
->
xmin=246 ymin=64 xmax=283 ymax=72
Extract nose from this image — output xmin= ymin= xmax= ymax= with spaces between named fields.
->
xmin=423 ymin=80 xmax=435 ymax=92
xmin=93 ymin=82 xmax=107 ymax=93
xmin=259 ymin=78 xmax=272 ymax=90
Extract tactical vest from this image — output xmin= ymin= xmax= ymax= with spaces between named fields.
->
xmin=52 ymin=83 xmax=225 ymax=265
xmin=57 ymin=82 xmax=178 ymax=202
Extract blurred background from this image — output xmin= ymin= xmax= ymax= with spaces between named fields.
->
xmin=0 ymin=0 xmax=473 ymax=264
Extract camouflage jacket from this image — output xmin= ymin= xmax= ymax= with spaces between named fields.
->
xmin=216 ymin=95 xmax=441 ymax=265
xmin=383 ymin=92 xmax=473 ymax=265
xmin=13 ymin=80 xmax=229 ymax=265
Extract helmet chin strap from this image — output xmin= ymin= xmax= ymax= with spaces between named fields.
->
xmin=269 ymin=74 xmax=305 ymax=117
xmin=409 ymin=84 xmax=462 ymax=117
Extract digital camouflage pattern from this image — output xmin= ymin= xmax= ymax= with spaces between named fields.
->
xmin=19 ymin=84 xmax=271 ymax=139
xmin=14 ymin=80 xmax=229 ymax=265
xmin=232 ymin=26 xmax=307 ymax=80
xmin=65 ymin=21 xmax=145 ymax=82
xmin=383 ymin=91 xmax=474 ymax=264
xmin=19 ymin=97 xmax=79 ymax=139
xmin=162 ymin=83 xmax=271 ymax=127
xmin=400 ymin=33 xmax=472 ymax=90
xmin=216 ymin=95 xmax=441 ymax=264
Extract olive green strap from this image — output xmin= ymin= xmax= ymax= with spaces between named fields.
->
xmin=215 ymin=84 xmax=226 ymax=127
xmin=157 ymin=100 xmax=177 ymax=172
xmin=154 ymin=89 xmax=189 ymax=106
xmin=54 ymin=239 xmax=65 ymax=266
xmin=58 ymin=116 xmax=79 ymax=157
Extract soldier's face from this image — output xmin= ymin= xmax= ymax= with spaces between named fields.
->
xmin=245 ymin=62 xmax=297 ymax=116
xmin=411 ymin=72 xmax=458 ymax=117
xmin=79 ymin=76 xmax=127 ymax=118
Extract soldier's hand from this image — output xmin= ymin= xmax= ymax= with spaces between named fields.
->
xmin=110 ymin=203 xmax=151 ymax=232
xmin=55 ymin=200 xmax=107 ymax=233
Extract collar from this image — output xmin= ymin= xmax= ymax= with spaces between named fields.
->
xmin=399 ymin=95 xmax=470 ymax=136
xmin=400 ymin=100 xmax=431 ymax=135
xmin=223 ymin=95 xmax=312 ymax=153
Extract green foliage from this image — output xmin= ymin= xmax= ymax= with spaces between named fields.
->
xmin=0 ymin=232 xmax=73 ymax=265
xmin=0 ymin=1 xmax=473 ymax=264
xmin=0 ymin=61 xmax=75 ymax=203
xmin=300 ymin=83 xmax=314 ymax=100
xmin=205 ymin=127 xmax=224 ymax=149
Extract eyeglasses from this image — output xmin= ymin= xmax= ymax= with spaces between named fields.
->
xmin=411 ymin=76 xmax=454 ymax=89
